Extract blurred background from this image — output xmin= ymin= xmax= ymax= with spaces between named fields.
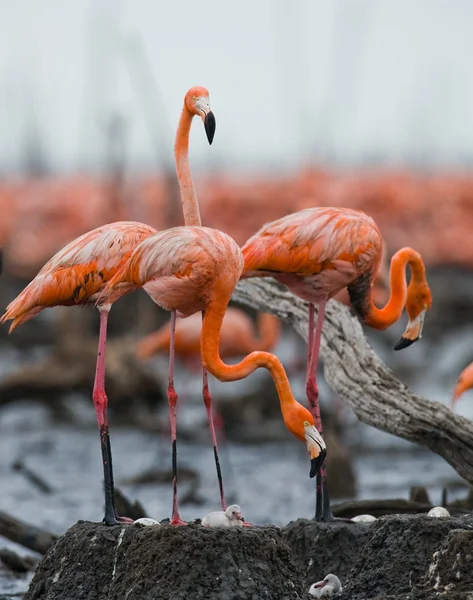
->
xmin=1 ymin=0 xmax=473 ymax=588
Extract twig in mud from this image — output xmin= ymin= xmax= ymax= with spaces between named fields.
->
xmin=11 ymin=460 xmax=53 ymax=495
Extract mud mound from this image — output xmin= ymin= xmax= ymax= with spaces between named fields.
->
xmin=341 ymin=513 xmax=473 ymax=600
xmin=282 ymin=518 xmax=368 ymax=588
xmin=24 ymin=521 xmax=304 ymax=600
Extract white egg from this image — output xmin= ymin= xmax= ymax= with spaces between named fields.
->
xmin=133 ymin=517 xmax=161 ymax=526
xmin=427 ymin=507 xmax=450 ymax=518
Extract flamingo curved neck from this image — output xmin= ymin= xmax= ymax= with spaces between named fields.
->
xmin=201 ymin=298 xmax=296 ymax=417
xmin=174 ymin=107 xmax=201 ymax=227
xmin=363 ymin=247 xmax=425 ymax=330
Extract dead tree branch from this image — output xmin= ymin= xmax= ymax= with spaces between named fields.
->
xmin=232 ymin=279 xmax=473 ymax=485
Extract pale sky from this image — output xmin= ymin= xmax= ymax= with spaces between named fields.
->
xmin=0 ymin=0 xmax=472 ymax=173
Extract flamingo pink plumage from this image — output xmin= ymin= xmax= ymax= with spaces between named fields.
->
xmin=0 ymin=221 xmax=157 ymax=524
xmin=241 ymin=206 xmax=432 ymax=520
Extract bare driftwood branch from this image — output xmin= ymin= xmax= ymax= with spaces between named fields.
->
xmin=232 ymin=279 xmax=473 ymax=485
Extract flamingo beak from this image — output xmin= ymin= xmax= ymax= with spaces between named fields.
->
xmin=235 ymin=511 xmax=244 ymax=521
xmin=195 ymin=96 xmax=216 ymax=144
xmin=312 ymin=580 xmax=326 ymax=589
xmin=204 ymin=111 xmax=216 ymax=145
xmin=304 ymin=422 xmax=327 ymax=479
xmin=394 ymin=308 xmax=426 ymax=351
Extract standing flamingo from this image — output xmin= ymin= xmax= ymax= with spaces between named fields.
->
xmin=241 ymin=206 xmax=432 ymax=521
xmin=452 ymin=361 xmax=473 ymax=407
xmin=0 ymin=222 xmax=157 ymax=524
xmin=0 ymin=85 xmax=217 ymax=525
xmin=102 ymin=226 xmax=326 ymax=525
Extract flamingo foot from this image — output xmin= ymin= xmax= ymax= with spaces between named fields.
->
xmin=170 ymin=517 xmax=187 ymax=526
xmin=242 ymin=521 xmax=253 ymax=527
xmin=115 ymin=515 xmax=134 ymax=524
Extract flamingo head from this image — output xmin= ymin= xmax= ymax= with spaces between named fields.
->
xmin=225 ymin=504 xmax=244 ymax=522
xmin=281 ymin=404 xmax=326 ymax=478
xmin=304 ymin=421 xmax=327 ymax=478
xmin=451 ymin=362 xmax=473 ymax=409
xmin=184 ymin=86 xmax=216 ymax=144
xmin=394 ymin=280 xmax=432 ymax=350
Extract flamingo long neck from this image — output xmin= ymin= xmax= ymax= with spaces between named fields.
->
xmin=252 ymin=312 xmax=282 ymax=352
xmin=360 ymin=248 xmax=425 ymax=330
xmin=174 ymin=106 xmax=201 ymax=226
xmin=201 ymin=295 xmax=297 ymax=419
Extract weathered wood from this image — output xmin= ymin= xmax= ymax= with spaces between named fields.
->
xmin=232 ymin=279 xmax=473 ymax=485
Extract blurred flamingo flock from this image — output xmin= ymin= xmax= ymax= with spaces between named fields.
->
xmin=2 ymin=167 xmax=472 ymax=280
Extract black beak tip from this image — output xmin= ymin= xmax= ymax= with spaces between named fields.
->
xmin=394 ymin=336 xmax=418 ymax=351
xmin=204 ymin=111 xmax=216 ymax=145
xmin=310 ymin=449 xmax=326 ymax=479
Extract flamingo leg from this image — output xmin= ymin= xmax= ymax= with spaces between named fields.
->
xmin=306 ymin=300 xmax=333 ymax=522
xmin=168 ymin=310 xmax=186 ymax=526
xmin=93 ymin=307 xmax=131 ymax=525
xmin=202 ymin=367 xmax=226 ymax=510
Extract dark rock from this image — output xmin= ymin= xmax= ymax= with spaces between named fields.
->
xmin=282 ymin=518 xmax=367 ymax=589
xmin=341 ymin=514 xmax=473 ymax=600
xmin=416 ymin=529 xmax=473 ymax=598
xmin=24 ymin=521 xmax=305 ymax=600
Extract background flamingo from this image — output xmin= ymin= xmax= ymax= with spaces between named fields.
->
xmin=452 ymin=361 xmax=473 ymax=407
xmin=0 ymin=221 xmax=156 ymax=524
xmin=136 ymin=309 xmax=281 ymax=493
xmin=241 ymin=206 xmax=432 ymax=521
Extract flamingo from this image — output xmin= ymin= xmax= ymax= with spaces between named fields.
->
xmin=0 ymin=221 xmax=157 ymax=524
xmin=101 ymin=226 xmax=326 ymax=525
xmin=241 ymin=206 xmax=432 ymax=521
xmin=452 ymin=361 xmax=473 ymax=407
xmin=0 ymin=85 xmax=216 ymax=525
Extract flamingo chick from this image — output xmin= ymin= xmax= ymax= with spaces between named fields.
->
xmin=202 ymin=504 xmax=244 ymax=528
xmin=242 ymin=207 xmax=432 ymax=521
xmin=309 ymin=574 xmax=343 ymax=598
xmin=102 ymin=226 xmax=326 ymax=525
xmin=452 ymin=361 xmax=473 ymax=408
xmin=0 ymin=221 xmax=156 ymax=525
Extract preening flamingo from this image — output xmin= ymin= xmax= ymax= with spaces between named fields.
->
xmin=241 ymin=206 xmax=432 ymax=520
xmin=102 ymin=226 xmax=326 ymax=525
xmin=0 ymin=222 xmax=157 ymax=524
xmin=452 ymin=361 xmax=473 ymax=407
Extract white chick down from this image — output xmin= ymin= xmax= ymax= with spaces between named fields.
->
xmin=201 ymin=504 xmax=244 ymax=528
xmin=427 ymin=507 xmax=450 ymax=518
xmin=309 ymin=574 xmax=343 ymax=598
xmin=133 ymin=518 xmax=161 ymax=526
xmin=351 ymin=514 xmax=377 ymax=523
